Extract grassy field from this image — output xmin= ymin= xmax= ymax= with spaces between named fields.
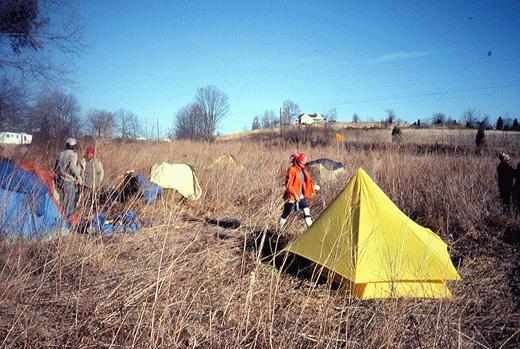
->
xmin=0 ymin=128 xmax=519 ymax=348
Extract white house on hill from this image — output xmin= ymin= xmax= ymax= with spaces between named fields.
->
xmin=298 ymin=113 xmax=326 ymax=125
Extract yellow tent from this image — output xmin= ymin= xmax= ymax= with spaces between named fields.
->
xmin=149 ymin=163 xmax=202 ymax=200
xmin=284 ymin=168 xmax=460 ymax=299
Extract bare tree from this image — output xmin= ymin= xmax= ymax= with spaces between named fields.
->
xmin=0 ymin=0 xmax=84 ymax=83
xmin=461 ymin=109 xmax=479 ymax=128
xmin=33 ymin=88 xmax=82 ymax=137
xmin=282 ymin=100 xmax=300 ymax=125
xmin=195 ymin=85 xmax=229 ymax=140
xmin=502 ymin=112 xmax=513 ymax=130
xmin=116 ymin=109 xmax=141 ymax=139
xmin=251 ymin=115 xmax=260 ymax=130
xmin=0 ymin=79 xmax=29 ymax=131
xmin=419 ymin=118 xmax=430 ymax=127
xmin=128 ymin=113 xmax=142 ymax=139
xmin=326 ymin=108 xmax=337 ymax=122
xmin=173 ymin=103 xmax=204 ymax=139
xmin=271 ymin=113 xmax=280 ymax=127
xmin=85 ymin=109 xmax=116 ymax=139
xmin=261 ymin=110 xmax=275 ymax=129
xmin=352 ymin=113 xmax=360 ymax=123
xmin=431 ymin=112 xmax=446 ymax=125
xmin=385 ymin=109 xmax=396 ymax=125
xmin=445 ymin=116 xmax=458 ymax=127
xmin=261 ymin=112 xmax=271 ymax=129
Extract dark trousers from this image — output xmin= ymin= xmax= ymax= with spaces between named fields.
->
xmin=59 ymin=181 xmax=77 ymax=220
xmin=281 ymin=199 xmax=309 ymax=219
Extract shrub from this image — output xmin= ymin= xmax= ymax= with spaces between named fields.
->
xmin=391 ymin=125 xmax=401 ymax=143
xmin=475 ymin=123 xmax=486 ymax=148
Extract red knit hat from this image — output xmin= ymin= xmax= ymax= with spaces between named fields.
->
xmin=290 ymin=153 xmax=306 ymax=166
xmin=86 ymin=145 xmax=95 ymax=155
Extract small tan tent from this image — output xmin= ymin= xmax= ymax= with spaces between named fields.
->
xmin=285 ymin=168 xmax=460 ymax=299
xmin=209 ymin=154 xmax=244 ymax=171
xmin=149 ymin=163 xmax=202 ymax=200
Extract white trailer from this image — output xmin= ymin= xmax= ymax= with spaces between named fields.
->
xmin=0 ymin=132 xmax=32 ymax=145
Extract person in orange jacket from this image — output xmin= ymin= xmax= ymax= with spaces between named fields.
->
xmin=279 ymin=152 xmax=316 ymax=229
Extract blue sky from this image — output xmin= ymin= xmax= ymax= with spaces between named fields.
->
xmin=71 ymin=1 xmax=520 ymax=136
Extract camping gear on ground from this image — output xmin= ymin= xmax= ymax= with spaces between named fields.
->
xmin=284 ymin=168 xmax=460 ymax=299
xmin=0 ymin=160 xmax=68 ymax=239
xmin=306 ymin=158 xmax=345 ymax=185
xmin=119 ymin=171 xmax=163 ymax=205
xmin=149 ymin=162 xmax=202 ymax=200
xmin=91 ymin=210 xmax=142 ymax=234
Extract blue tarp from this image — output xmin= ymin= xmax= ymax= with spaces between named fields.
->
xmin=135 ymin=173 xmax=162 ymax=204
xmin=0 ymin=160 xmax=68 ymax=238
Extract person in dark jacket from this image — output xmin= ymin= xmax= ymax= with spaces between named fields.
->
xmin=497 ymin=152 xmax=516 ymax=211
xmin=513 ymin=162 xmax=520 ymax=214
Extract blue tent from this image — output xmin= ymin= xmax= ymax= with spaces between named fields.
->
xmin=0 ymin=160 xmax=68 ymax=238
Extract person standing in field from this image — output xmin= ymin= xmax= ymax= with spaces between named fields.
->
xmin=497 ymin=152 xmax=516 ymax=212
xmin=512 ymin=162 xmax=520 ymax=214
xmin=80 ymin=145 xmax=104 ymax=210
xmin=279 ymin=152 xmax=316 ymax=229
xmin=56 ymin=138 xmax=82 ymax=220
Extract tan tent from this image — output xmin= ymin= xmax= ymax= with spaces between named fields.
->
xmin=149 ymin=163 xmax=202 ymax=200
xmin=209 ymin=154 xmax=244 ymax=171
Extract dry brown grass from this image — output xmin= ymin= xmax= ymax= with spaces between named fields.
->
xmin=1 ymin=133 xmax=519 ymax=348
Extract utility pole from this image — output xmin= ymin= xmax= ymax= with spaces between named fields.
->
xmin=280 ymin=107 xmax=283 ymax=146
xmin=157 ymin=118 xmax=160 ymax=142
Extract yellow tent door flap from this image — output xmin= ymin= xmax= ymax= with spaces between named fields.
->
xmin=284 ymin=168 xmax=460 ymax=299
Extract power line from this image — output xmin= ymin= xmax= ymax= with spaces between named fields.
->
xmin=301 ymin=80 xmax=520 ymax=110
xmin=249 ymin=58 xmax=520 ymax=86
xmin=235 ymin=76 xmax=520 ymax=100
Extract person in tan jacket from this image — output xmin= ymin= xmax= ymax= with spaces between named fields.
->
xmin=56 ymin=138 xmax=82 ymax=220
xmin=80 ymin=145 xmax=104 ymax=210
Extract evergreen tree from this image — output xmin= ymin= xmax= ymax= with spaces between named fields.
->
xmin=391 ymin=125 xmax=401 ymax=143
xmin=513 ymin=118 xmax=519 ymax=131
xmin=496 ymin=116 xmax=504 ymax=130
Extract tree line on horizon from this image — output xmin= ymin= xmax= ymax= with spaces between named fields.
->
xmin=0 ymin=84 xmax=145 ymax=141
xmin=249 ymin=105 xmax=519 ymax=131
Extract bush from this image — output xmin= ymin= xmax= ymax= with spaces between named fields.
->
xmin=391 ymin=125 xmax=401 ymax=143
xmin=475 ymin=123 xmax=485 ymax=147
